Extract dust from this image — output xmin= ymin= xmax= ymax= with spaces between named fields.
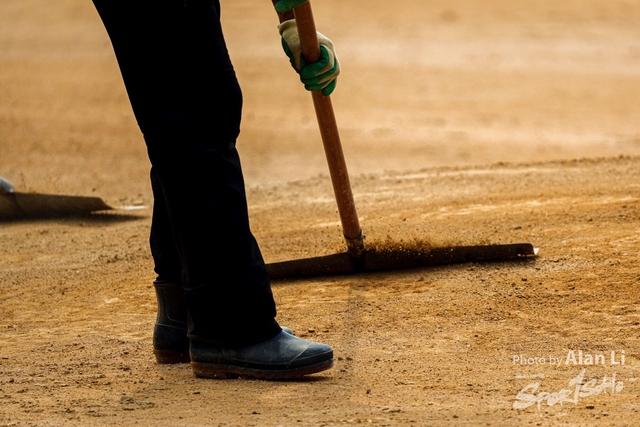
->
xmin=365 ymin=235 xmax=437 ymax=255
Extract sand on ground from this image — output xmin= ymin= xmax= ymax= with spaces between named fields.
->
xmin=1 ymin=0 xmax=639 ymax=425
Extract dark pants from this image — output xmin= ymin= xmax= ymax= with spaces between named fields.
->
xmin=92 ymin=0 xmax=281 ymax=346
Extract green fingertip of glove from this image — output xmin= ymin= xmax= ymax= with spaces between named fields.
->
xmin=304 ymin=78 xmax=337 ymax=96
xmin=303 ymin=78 xmax=336 ymax=94
xmin=274 ymin=0 xmax=308 ymax=13
xmin=321 ymin=79 xmax=337 ymax=96
xmin=299 ymin=45 xmax=331 ymax=80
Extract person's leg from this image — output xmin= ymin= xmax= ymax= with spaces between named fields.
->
xmin=92 ymin=0 xmax=280 ymax=346
xmin=149 ymin=167 xmax=190 ymax=363
xmin=92 ymin=0 xmax=333 ymax=378
xmin=150 ymin=165 xmax=296 ymax=364
xmin=149 ymin=167 xmax=182 ymax=284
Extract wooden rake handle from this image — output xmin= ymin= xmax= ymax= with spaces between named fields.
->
xmin=293 ymin=2 xmax=365 ymax=257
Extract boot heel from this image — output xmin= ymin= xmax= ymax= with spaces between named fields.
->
xmin=154 ymin=349 xmax=191 ymax=364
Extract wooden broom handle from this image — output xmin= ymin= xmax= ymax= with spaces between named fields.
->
xmin=293 ymin=2 xmax=365 ymax=257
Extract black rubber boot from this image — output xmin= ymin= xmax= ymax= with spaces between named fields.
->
xmin=153 ymin=280 xmax=191 ymax=364
xmin=153 ymin=280 xmax=295 ymax=364
xmin=190 ymin=331 xmax=334 ymax=380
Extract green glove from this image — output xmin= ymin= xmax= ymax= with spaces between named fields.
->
xmin=274 ymin=0 xmax=308 ymax=13
xmin=278 ymin=19 xmax=340 ymax=96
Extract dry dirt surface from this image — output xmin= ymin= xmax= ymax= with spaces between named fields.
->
xmin=1 ymin=0 xmax=640 ymax=426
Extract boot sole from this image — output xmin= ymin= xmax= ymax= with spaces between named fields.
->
xmin=191 ymin=359 xmax=334 ymax=380
xmin=155 ymin=349 xmax=191 ymax=364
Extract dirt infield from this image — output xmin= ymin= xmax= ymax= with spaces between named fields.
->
xmin=1 ymin=0 xmax=639 ymax=426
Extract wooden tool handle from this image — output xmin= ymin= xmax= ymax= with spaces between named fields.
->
xmin=293 ymin=2 xmax=365 ymax=257
xmin=292 ymin=2 xmax=321 ymax=62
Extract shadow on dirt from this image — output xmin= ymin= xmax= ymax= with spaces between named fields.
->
xmin=0 ymin=211 xmax=148 ymax=225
